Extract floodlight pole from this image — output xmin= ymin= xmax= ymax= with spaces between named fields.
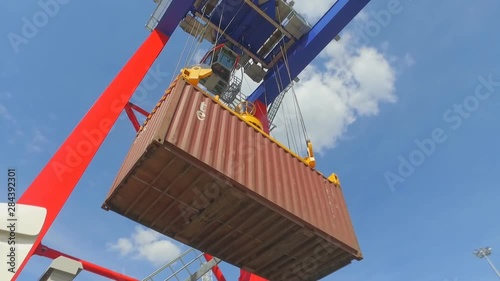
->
xmin=474 ymin=247 xmax=500 ymax=279
xmin=484 ymin=256 xmax=500 ymax=278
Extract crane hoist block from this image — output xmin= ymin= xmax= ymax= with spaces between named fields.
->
xmin=102 ymin=77 xmax=362 ymax=281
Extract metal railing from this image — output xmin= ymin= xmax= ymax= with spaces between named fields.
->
xmin=142 ymin=248 xmax=219 ymax=281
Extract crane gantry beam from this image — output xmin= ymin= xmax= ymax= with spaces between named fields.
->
xmin=247 ymin=0 xmax=372 ymax=105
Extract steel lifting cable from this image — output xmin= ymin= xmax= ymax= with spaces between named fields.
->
xmin=272 ymin=58 xmax=292 ymax=149
xmin=210 ymin=2 xmax=226 ymax=64
xmin=278 ymin=42 xmax=309 ymax=150
xmin=275 ymin=62 xmax=300 ymax=153
xmin=210 ymin=0 xmax=246 ymax=65
xmin=262 ymin=81 xmax=269 ymax=116
xmin=216 ymin=1 xmax=245 ymax=44
xmin=185 ymin=19 xmax=204 ymax=65
xmin=271 ymin=6 xmax=306 ymax=154
xmin=169 ymin=12 xmax=199 ymax=85
xmin=277 ymin=8 xmax=309 ymax=155
xmin=243 ymin=75 xmax=254 ymax=95
xmin=276 ymin=5 xmax=310 ymax=145
xmin=272 ymin=43 xmax=300 ymax=153
xmin=186 ymin=7 xmax=212 ymax=67
xmin=204 ymin=0 xmax=246 ymax=104
xmin=281 ymin=44 xmax=309 ymax=143
xmin=170 ymin=4 xmax=215 ymax=85
xmin=185 ymin=2 xmax=223 ymax=68
xmin=280 ymin=46 xmax=305 ymax=154
xmin=279 ymin=101 xmax=292 ymax=148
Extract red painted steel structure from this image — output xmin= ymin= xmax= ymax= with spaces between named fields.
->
xmin=34 ymin=244 xmax=138 ymax=281
xmin=253 ymin=100 xmax=270 ymax=133
xmin=11 ymin=27 xmax=256 ymax=280
xmin=238 ymin=270 xmax=268 ymax=281
xmin=128 ymin=102 xmax=150 ymax=117
xmin=36 ymin=244 xmax=229 ymax=281
xmin=10 ymin=2 xmax=366 ymax=279
xmin=125 ymin=102 xmax=150 ymax=132
xmin=203 ymin=254 xmax=227 ymax=281
xmin=13 ymin=29 xmax=170 ymax=280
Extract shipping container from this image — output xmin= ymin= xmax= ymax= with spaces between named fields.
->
xmin=102 ymin=76 xmax=362 ymax=280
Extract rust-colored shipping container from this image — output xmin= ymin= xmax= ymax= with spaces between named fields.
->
xmin=102 ymin=76 xmax=362 ymax=280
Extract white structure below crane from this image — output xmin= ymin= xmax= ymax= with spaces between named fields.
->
xmin=202 ymin=272 xmax=214 ymax=281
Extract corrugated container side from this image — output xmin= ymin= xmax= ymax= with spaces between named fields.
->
xmin=164 ymin=84 xmax=360 ymax=254
xmin=103 ymin=77 xmax=362 ymax=280
xmin=103 ymin=78 xmax=181 ymax=204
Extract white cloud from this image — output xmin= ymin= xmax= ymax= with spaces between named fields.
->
xmin=26 ymin=129 xmax=50 ymax=152
xmin=0 ymin=103 xmax=24 ymax=145
xmin=354 ymin=10 xmax=370 ymax=22
xmin=108 ymin=238 xmax=134 ymax=256
xmin=0 ymin=93 xmax=54 ymax=151
xmin=210 ymin=1 xmax=411 ymax=156
xmin=107 ymin=226 xmax=182 ymax=267
xmin=136 ymin=240 xmax=182 ymax=266
xmin=0 ymin=102 xmax=51 ymax=149
xmin=293 ymin=0 xmax=339 ymax=23
xmin=403 ymin=52 xmax=415 ymax=67
xmin=132 ymin=226 xmax=161 ymax=245
xmin=270 ymin=30 xmax=402 ymax=154
xmin=0 ymin=104 xmax=14 ymax=121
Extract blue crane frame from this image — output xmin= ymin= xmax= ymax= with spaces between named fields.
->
xmin=155 ymin=0 xmax=371 ymax=105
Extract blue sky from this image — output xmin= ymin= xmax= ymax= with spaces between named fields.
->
xmin=1 ymin=0 xmax=500 ymax=280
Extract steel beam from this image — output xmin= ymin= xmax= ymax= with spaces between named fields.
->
xmin=13 ymin=29 xmax=169 ymax=280
xmin=183 ymin=257 xmax=220 ymax=281
xmin=246 ymin=0 xmax=371 ymax=104
xmin=244 ymin=0 xmax=296 ymax=40
xmin=38 ymin=257 xmax=83 ymax=281
xmin=196 ymin=12 xmax=270 ymax=68
xmin=35 ymin=244 xmax=138 ymax=281
xmin=156 ymin=0 xmax=197 ymax=37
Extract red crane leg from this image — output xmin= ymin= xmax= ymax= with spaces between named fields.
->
xmin=253 ymin=100 xmax=270 ymax=133
xmin=35 ymin=244 xmax=138 ymax=281
xmin=14 ymin=29 xmax=169 ymax=280
xmin=128 ymin=101 xmax=150 ymax=117
xmin=124 ymin=103 xmax=141 ymax=132
xmin=238 ymin=270 xmax=268 ymax=281
xmin=203 ymin=253 xmax=227 ymax=281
